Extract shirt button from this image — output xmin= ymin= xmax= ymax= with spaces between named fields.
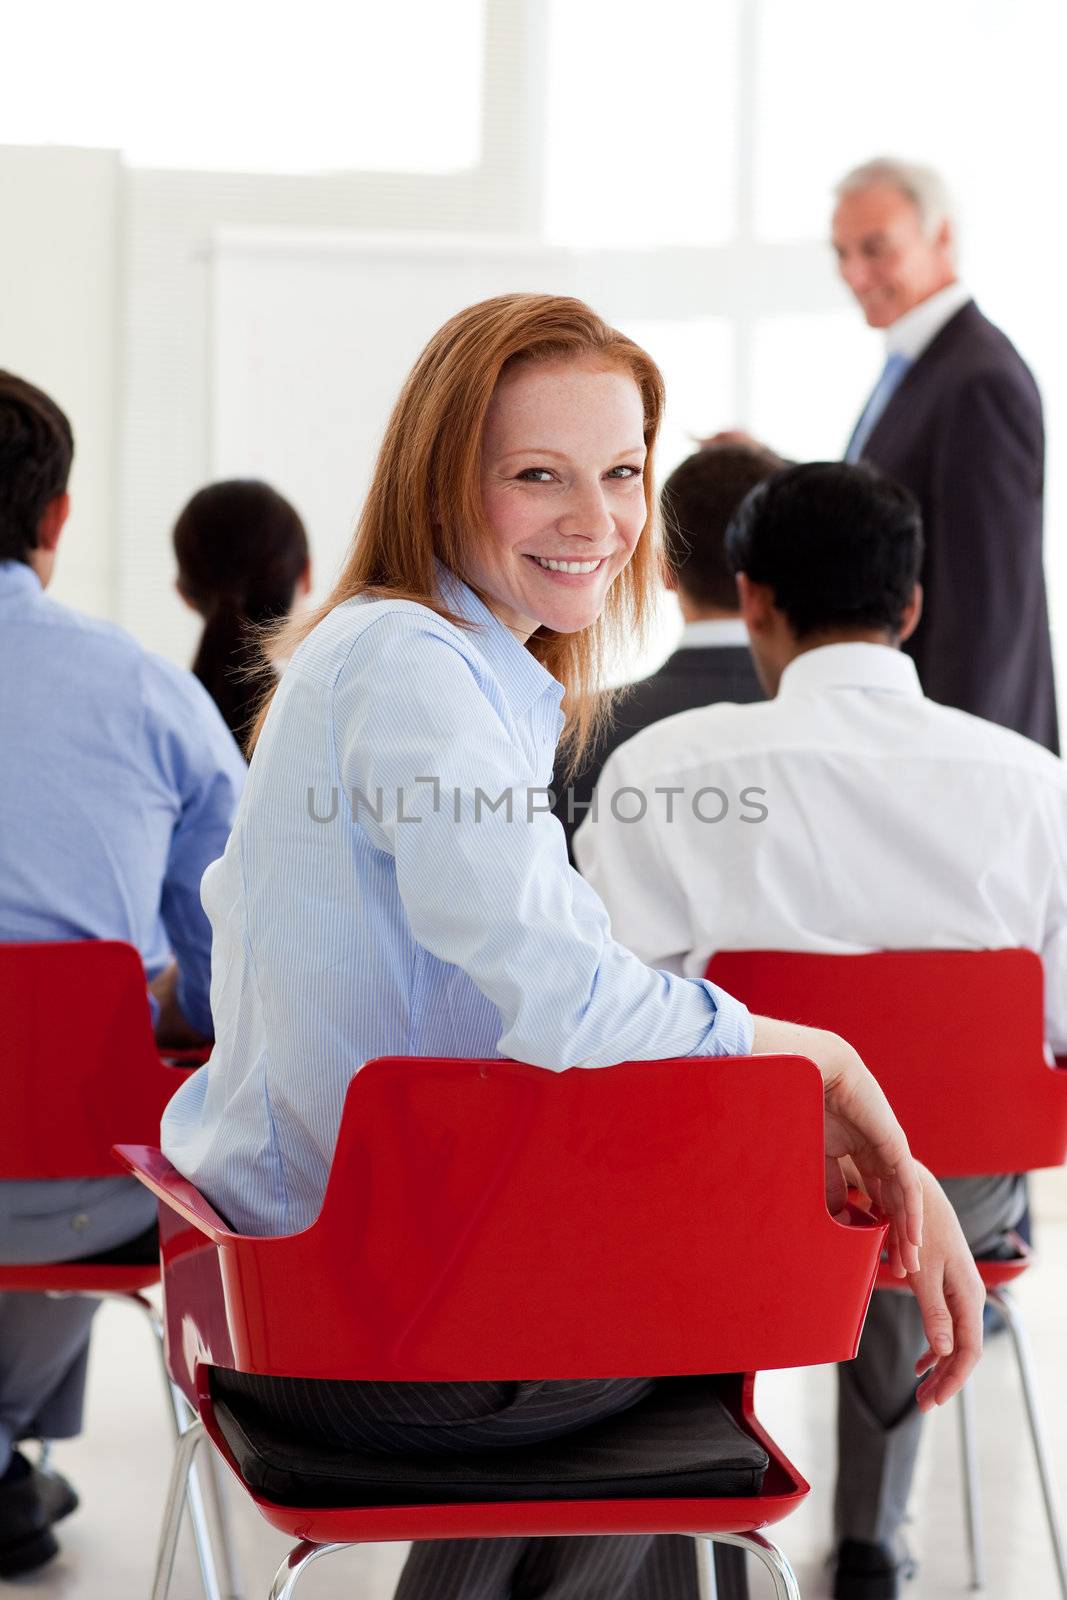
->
xmin=72 ymin=1213 xmax=90 ymax=1231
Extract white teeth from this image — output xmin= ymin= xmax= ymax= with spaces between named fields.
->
xmin=532 ymin=557 xmax=603 ymax=574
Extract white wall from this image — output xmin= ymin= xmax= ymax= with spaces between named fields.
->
xmin=0 ymin=146 xmax=121 ymax=619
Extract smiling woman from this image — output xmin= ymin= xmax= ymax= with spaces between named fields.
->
xmin=470 ymin=359 xmax=649 ymax=641
xmin=159 ymin=292 xmax=979 ymax=1600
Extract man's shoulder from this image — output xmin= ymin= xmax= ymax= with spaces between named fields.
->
xmin=925 ymin=302 xmax=1039 ymax=396
xmin=29 ymin=589 xmax=147 ymax=659
xmin=606 ymin=695 xmax=780 ymax=779
xmin=925 ymin=700 xmax=1067 ymax=783
xmin=618 ymin=647 xmax=761 ymax=728
xmin=22 ymin=594 xmax=207 ymax=716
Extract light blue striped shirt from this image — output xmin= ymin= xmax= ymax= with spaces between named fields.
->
xmin=0 ymin=559 xmax=245 ymax=1035
xmin=161 ymin=574 xmax=753 ymax=1235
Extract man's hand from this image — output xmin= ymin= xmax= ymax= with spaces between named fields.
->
xmin=149 ymin=962 xmax=212 ymax=1052
xmin=909 ymin=1164 xmax=985 ymax=1411
xmin=750 ymin=1015 xmax=923 ymax=1276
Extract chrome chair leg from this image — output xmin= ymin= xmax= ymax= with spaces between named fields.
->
xmin=700 ymin=1532 xmax=799 ymax=1600
xmin=199 ymin=1448 xmax=243 ymax=1600
xmin=695 ymin=1535 xmax=719 ymax=1600
xmin=990 ymin=1286 xmax=1067 ymax=1600
xmin=957 ymin=1378 xmax=986 ymax=1590
xmin=141 ymin=1295 xmax=238 ymax=1600
xmin=151 ymin=1419 xmax=205 ymax=1600
xmin=269 ymin=1540 xmax=345 ymax=1600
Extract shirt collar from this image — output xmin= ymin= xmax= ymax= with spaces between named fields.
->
xmin=679 ymin=617 xmax=750 ymax=650
xmin=886 ymin=281 xmax=972 ymax=361
xmin=777 ymin=642 xmax=923 ymax=699
xmin=0 ymin=560 xmax=43 ymax=607
xmin=436 ymin=564 xmax=564 ymax=715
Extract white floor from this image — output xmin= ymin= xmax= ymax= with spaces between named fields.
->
xmin=11 ymin=1169 xmax=1067 ymax=1599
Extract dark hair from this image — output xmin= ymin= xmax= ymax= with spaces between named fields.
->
xmin=0 ymin=372 xmax=74 ymax=563
xmin=725 ymin=461 xmax=923 ymax=638
xmin=661 ymin=443 xmax=786 ymax=610
xmin=173 ymin=480 xmax=309 ymax=747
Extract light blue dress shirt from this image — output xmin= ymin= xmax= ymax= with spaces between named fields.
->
xmin=162 ymin=574 xmax=754 ymax=1235
xmin=0 ymin=559 xmax=245 ymax=1036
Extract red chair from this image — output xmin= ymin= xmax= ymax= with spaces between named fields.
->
xmin=118 ymin=1051 xmax=887 ymax=1600
xmin=0 ymin=940 xmax=238 ymax=1600
xmin=708 ymin=948 xmax=1067 ymax=1598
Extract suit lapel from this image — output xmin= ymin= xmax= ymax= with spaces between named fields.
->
xmin=861 ymin=300 xmax=978 ymax=457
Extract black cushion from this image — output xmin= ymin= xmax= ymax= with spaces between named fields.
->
xmin=73 ymin=1221 xmax=159 ymax=1267
xmin=210 ymin=1376 xmax=769 ymax=1508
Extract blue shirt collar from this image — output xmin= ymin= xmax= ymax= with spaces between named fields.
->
xmin=436 ymin=564 xmax=564 ymax=716
xmin=0 ymin=560 xmax=43 ymax=606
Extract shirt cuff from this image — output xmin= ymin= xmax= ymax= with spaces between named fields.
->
xmin=698 ymin=980 xmax=755 ymax=1057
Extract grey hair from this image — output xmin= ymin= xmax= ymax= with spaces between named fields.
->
xmin=834 ymin=157 xmax=954 ymax=240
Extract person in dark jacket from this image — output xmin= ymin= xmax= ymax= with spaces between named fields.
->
xmin=834 ymin=155 xmax=1057 ymax=754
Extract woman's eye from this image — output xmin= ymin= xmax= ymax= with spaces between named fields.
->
xmin=516 ymin=468 xmax=555 ymax=483
xmin=607 ymin=464 xmax=643 ymax=480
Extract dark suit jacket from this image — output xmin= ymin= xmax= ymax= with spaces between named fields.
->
xmin=859 ymin=300 xmax=1058 ymax=753
xmin=553 ymin=642 xmax=764 ymax=857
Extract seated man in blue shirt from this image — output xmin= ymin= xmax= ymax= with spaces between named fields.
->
xmin=0 ymin=371 xmax=245 ymax=1575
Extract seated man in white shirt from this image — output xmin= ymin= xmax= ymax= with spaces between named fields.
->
xmin=576 ymin=461 xmax=1067 ymax=1600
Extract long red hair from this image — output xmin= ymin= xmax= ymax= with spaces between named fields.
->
xmin=252 ymin=293 xmax=666 ymax=766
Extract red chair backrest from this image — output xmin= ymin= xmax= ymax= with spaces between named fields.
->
xmin=0 ymin=940 xmax=189 ymax=1178
xmin=119 ymin=1053 xmax=886 ymax=1400
xmin=707 ymin=949 xmax=1067 ymax=1177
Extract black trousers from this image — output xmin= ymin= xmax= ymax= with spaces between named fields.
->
xmin=218 ymin=1372 xmax=750 ymax=1597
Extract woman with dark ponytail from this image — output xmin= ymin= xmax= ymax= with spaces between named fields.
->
xmin=173 ymin=480 xmax=310 ymax=749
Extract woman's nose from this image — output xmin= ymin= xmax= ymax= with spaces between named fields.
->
xmin=558 ymin=483 xmax=614 ymax=540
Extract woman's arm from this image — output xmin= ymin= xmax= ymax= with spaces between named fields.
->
xmin=336 ymin=614 xmax=752 ymax=1066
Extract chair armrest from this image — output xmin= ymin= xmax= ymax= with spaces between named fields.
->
xmin=112 ymin=1143 xmax=233 ymax=1241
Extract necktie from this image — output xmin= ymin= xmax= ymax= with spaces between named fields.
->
xmin=845 ymin=351 xmax=911 ymax=463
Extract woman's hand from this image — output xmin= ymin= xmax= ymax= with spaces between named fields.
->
xmin=909 ymin=1164 xmax=985 ymax=1410
xmin=750 ymin=1015 xmax=923 ymax=1276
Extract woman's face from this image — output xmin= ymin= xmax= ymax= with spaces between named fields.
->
xmin=471 ymin=357 xmax=648 ymax=640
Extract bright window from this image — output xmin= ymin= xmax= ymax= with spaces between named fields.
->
xmin=2 ymin=0 xmax=485 ymax=173
xmin=544 ymin=0 xmax=740 ymax=247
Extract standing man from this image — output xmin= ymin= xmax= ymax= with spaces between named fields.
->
xmin=834 ymin=156 xmax=1057 ymax=751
